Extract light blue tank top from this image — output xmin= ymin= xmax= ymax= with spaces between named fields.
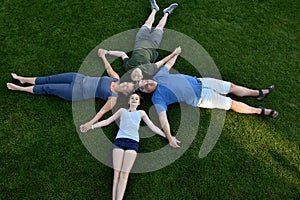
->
xmin=116 ymin=109 xmax=141 ymax=142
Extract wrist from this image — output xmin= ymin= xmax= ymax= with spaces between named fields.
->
xmin=106 ymin=50 xmax=110 ymax=55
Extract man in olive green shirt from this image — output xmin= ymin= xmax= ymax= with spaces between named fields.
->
xmin=105 ymin=0 xmax=179 ymax=81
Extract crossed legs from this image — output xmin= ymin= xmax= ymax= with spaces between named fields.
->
xmin=112 ymin=148 xmax=137 ymax=200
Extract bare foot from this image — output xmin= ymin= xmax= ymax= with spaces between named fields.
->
xmin=7 ymin=83 xmax=22 ymax=91
xmin=11 ymin=73 xmax=25 ymax=84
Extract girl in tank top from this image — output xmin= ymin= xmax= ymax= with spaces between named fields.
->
xmin=84 ymin=93 xmax=168 ymax=200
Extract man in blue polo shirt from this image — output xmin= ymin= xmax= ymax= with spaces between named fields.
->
xmin=138 ymin=50 xmax=278 ymax=148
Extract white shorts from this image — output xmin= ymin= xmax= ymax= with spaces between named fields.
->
xmin=197 ymin=78 xmax=232 ymax=110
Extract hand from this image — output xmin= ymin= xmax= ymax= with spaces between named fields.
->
xmin=97 ymin=48 xmax=107 ymax=58
xmin=173 ymin=46 xmax=181 ymax=55
xmin=80 ymin=122 xmax=93 ymax=133
xmin=169 ymin=136 xmax=181 ymax=148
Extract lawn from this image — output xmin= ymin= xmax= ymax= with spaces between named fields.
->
xmin=0 ymin=0 xmax=299 ymax=199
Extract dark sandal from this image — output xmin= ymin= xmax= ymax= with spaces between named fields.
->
xmin=260 ymin=107 xmax=278 ymax=118
xmin=257 ymin=85 xmax=274 ymax=101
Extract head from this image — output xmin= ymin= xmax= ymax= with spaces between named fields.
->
xmin=138 ymin=79 xmax=157 ymax=93
xmin=130 ymin=68 xmax=143 ymax=82
xmin=118 ymin=82 xmax=135 ymax=95
xmin=128 ymin=93 xmax=145 ymax=109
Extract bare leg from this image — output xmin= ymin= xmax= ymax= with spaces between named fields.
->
xmin=11 ymin=73 xmax=36 ymax=85
xmin=112 ymin=148 xmax=125 ymax=200
xmin=230 ymin=100 xmax=274 ymax=115
xmin=7 ymin=83 xmax=34 ymax=94
xmin=116 ymin=150 xmax=137 ymax=200
xmin=156 ymin=13 xmax=169 ymax=30
xmin=229 ymin=83 xmax=272 ymax=98
xmin=144 ymin=9 xmax=157 ymax=28
xmin=229 ymin=83 xmax=259 ymax=97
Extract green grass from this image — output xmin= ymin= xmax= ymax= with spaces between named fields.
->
xmin=1 ymin=0 xmax=299 ymax=199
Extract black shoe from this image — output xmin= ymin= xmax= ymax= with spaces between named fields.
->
xmin=260 ymin=107 xmax=279 ymax=118
xmin=163 ymin=3 xmax=178 ymax=14
xmin=150 ymin=0 xmax=159 ymax=11
xmin=257 ymin=85 xmax=274 ymax=101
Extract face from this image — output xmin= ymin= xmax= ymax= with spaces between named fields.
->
xmin=119 ymin=82 xmax=134 ymax=95
xmin=130 ymin=68 xmax=143 ymax=82
xmin=139 ymin=79 xmax=157 ymax=93
xmin=128 ymin=94 xmax=140 ymax=106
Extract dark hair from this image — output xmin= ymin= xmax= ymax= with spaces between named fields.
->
xmin=133 ymin=82 xmax=140 ymax=93
xmin=129 ymin=92 xmax=145 ymax=109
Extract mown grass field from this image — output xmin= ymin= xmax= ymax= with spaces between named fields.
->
xmin=1 ymin=0 xmax=299 ymax=199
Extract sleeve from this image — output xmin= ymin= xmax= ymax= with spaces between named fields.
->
xmin=153 ymin=67 xmax=169 ymax=80
xmin=152 ymin=93 xmax=168 ymax=113
xmin=123 ymin=58 xmax=130 ymax=72
xmin=150 ymin=49 xmax=159 ymax=63
xmin=139 ymin=63 xmax=158 ymax=76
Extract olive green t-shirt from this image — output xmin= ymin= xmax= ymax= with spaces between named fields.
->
xmin=124 ymin=39 xmax=158 ymax=68
xmin=122 ymin=40 xmax=159 ymax=81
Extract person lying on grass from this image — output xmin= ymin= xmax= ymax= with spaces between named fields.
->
xmin=138 ymin=51 xmax=279 ymax=148
xmin=80 ymin=93 xmax=171 ymax=200
xmin=7 ymin=48 xmax=134 ymax=131
xmin=102 ymin=0 xmax=179 ymax=82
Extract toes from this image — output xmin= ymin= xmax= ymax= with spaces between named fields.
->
xmin=11 ymin=73 xmax=17 ymax=78
xmin=7 ymin=83 xmax=13 ymax=90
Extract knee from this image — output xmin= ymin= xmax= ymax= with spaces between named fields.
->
xmin=230 ymin=100 xmax=238 ymax=110
xmin=229 ymin=83 xmax=236 ymax=93
xmin=114 ymin=170 xmax=121 ymax=180
xmin=120 ymin=171 xmax=130 ymax=181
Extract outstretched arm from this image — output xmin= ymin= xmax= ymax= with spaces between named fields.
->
xmin=106 ymin=49 xmax=129 ymax=60
xmin=98 ymin=49 xmax=120 ymax=79
xmin=90 ymin=108 xmax=123 ymax=130
xmin=140 ymin=110 xmax=166 ymax=138
xmin=158 ymin=111 xmax=181 ymax=148
xmin=80 ymin=97 xmax=117 ymax=132
xmin=155 ymin=46 xmax=181 ymax=69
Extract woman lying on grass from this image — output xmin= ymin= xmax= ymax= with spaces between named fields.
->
xmin=80 ymin=93 xmax=171 ymax=200
xmin=7 ymin=49 xmax=135 ymax=130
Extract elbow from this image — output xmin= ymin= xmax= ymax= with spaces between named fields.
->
xmin=121 ymin=52 xmax=128 ymax=59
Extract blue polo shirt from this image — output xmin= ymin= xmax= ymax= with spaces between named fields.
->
xmin=152 ymin=67 xmax=202 ymax=113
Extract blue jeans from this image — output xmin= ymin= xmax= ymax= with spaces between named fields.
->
xmin=33 ymin=72 xmax=85 ymax=101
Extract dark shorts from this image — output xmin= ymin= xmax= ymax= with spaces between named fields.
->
xmin=113 ymin=138 xmax=139 ymax=152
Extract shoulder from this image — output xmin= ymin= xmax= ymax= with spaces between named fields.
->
xmin=139 ymin=63 xmax=158 ymax=74
xmin=159 ymin=67 xmax=169 ymax=72
xmin=139 ymin=110 xmax=148 ymax=119
xmin=139 ymin=110 xmax=147 ymax=116
xmin=100 ymin=76 xmax=119 ymax=82
xmin=152 ymin=91 xmax=164 ymax=103
xmin=117 ymin=108 xmax=126 ymax=114
xmin=154 ymin=67 xmax=169 ymax=78
xmin=112 ymin=77 xmax=120 ymax=82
